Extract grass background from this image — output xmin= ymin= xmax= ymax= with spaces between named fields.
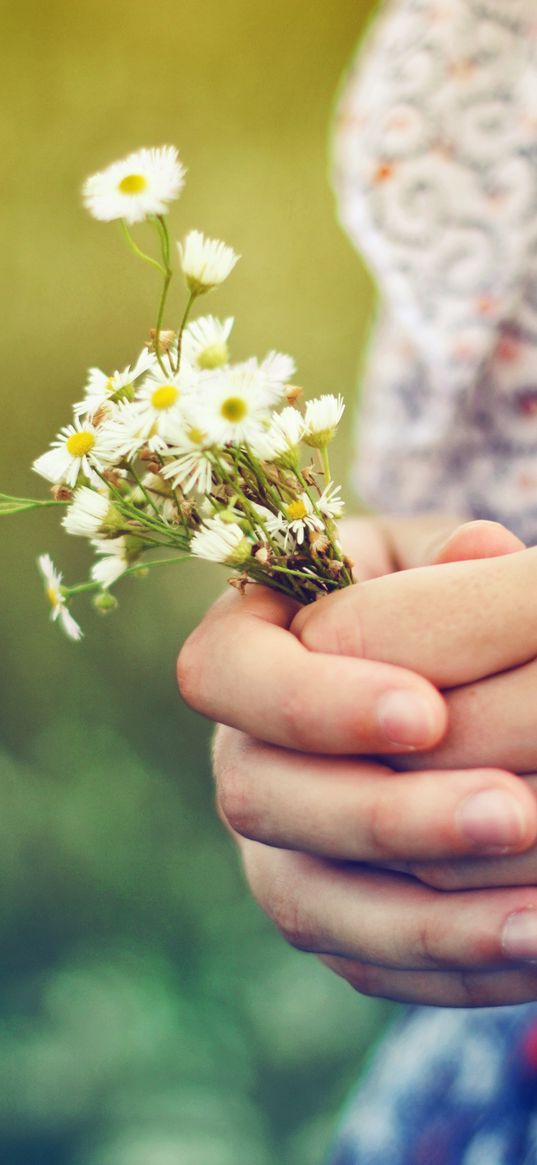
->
xmin=1 ymin=1 xmax=393 ymax=1161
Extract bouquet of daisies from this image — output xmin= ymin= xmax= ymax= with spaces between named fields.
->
xmin=2 ymin=146 xmax=353 ymax=640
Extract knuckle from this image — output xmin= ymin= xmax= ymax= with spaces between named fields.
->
xmin=263 ymin=875 xmax=317 ymax=952
xmin=456 ymin=970 xmax=493 ymax=1007
xmin=278 ymin=684 xmax=316 ymax=751
xmin=344 ymin=961 xmax=387 ymax=999
xmin=216 ymin=753 xmax=258 ymax=839
xmin=298 ymin=597 xmax=364 ymax=659
xmin=414 ymin=911 xmax=453 ymax=969
xmin=368 ymin=795 xmax=405 ymax=859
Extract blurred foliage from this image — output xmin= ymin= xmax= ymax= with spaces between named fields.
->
xmin=1 ymin=0 xmax=392 ymax=1161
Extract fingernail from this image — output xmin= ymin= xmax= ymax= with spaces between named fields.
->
xmin=502 ymin=909 xmax=537 ymax=961
xmin=377 ymin=690 xmax=435 ymax=747
xmin=456 ymin=789 xmax=527 ymax=851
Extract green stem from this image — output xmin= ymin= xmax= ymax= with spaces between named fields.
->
xmin=268 ymin=562 xmax=336 ymax=586
xmin=216 ymin=451 xmax=311 ymax=601
xmin=0 ymin=493 xmax=70 ymax=506
xmin=153 ymin=216 xmax=173 ymax=374
xmin=0 ymin=495 xmax=70 ymax=514
xmin=92 ymin=467 xmax=187 ymax=545
xmin=295 ymin=466 xmax=321 ymax=509
xmin=129 ymin=464 xmax=163 ymax=520
xmin=119 ymin=220 xmax=165 ymax=275
xmin=287 ymin=466 xmax=352 ymax=588
xmin=118 ymin=495 xmax=176 ymax=535
xmin=242 ymin=446 xmax=288 ymax=511
xmin=119 ymin=527 xmax=186 ymax=550
xmin=243 ymin=570 xmax=302 ymax=602
xmin=64 ymin=552 xmax=192 ymax=598
xmin=92 ymin=469 xmax=172 ymax=535
xmin=320 ymin=443 xmax=331 ymax=483
xmin=212 ymin=452 xmax=282 ymax=556
xmin=155 ymin=214 xmax=171 ymax=267
xmin=116 ymin=495 xmax=189 ymax=545
xmin=174 ymin=290 xmax=197 ymax=373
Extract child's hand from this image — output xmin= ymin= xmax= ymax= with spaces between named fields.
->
xmin=178 ymin=518 xmax=537 ymax=1005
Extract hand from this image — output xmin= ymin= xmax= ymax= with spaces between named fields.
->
xmin=292 ymin=522 xmax=537 ymax=891
xmin=178 ymin=517 xmax=537 ymax=1005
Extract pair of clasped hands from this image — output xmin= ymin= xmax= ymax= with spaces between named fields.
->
xmin=178 ymin=514 xmax=537 ymax=1007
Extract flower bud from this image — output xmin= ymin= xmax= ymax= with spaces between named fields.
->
xmin=92 ymin=591 xmax=119 ymax=614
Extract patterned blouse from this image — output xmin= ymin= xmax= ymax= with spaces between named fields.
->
xmin=327 ymin=2 xmax=537 ymax=1162
xmin=334 ymin=0 xmax=537 ymax=544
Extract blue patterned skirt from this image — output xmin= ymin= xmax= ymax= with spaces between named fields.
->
xmin=327 ymin=1005 xmax=537 ymax=1165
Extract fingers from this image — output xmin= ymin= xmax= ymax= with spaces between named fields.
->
xmin=292 ymin=544 xmax=537 ymax=687
xmin=178 ymin=585 xmax=447 ymax=754
xmin=214 ymin=727 xmax=537 ymax=861
xmin=319 ymin=956 xmax=537 ymax=1007
xmin=178 ymin=519 xmax=529 ymax=753
xmin=406 ymin=778 xmax=537 ymax=891
xmin=394 ymin=658 xmax=537 ymax=775
xmin=377 ymin=513 xmax=468 ymax=569
xmin=428 ymin=519 xmax=526 ymax=565
xmin=240 ymin=841 xmax=537 ymax=974
xmin=338 ymin=515 xmax=522 ymax=574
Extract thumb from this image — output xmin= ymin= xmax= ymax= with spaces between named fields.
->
xmin=291 ymin=545 xmax=537 ymax=688
xmin=425 ymin=519 xmax=526 ymax=565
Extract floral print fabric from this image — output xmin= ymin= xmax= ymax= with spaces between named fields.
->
xmin=333 ymin=0 xmax=537 ymax=543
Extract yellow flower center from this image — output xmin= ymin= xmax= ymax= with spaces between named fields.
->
xmin=198 ymin=342 xmax=229 ymax=370
xmin=220 ymin=396 xmax=247 ymax=423
xmin=151 ymin=384 xmax=179 ymax=411
xmin=118 ymin=173 xmax=147 ymax=195
xmin=285 ymin=499 xmax=308 ymax=522
xmin=188 ymin=426 xmax=206 ymax=445
xmin=66 ymin=431 xmax=95 ymax=458
xmin=46 ymin=585 xmax=60 ymax=608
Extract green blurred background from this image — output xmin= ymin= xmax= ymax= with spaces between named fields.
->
xmin=2 ymin=1 xmax=393 ymax=1161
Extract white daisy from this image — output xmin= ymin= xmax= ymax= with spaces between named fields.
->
xmin=250 ymin=502 xmax=287 ymax=550
xmin=161 ymin=427 xmax=214 ymax=495
xmin=190 ymin=516 xmax=251 ymax=564
xmin=317 ymin=482 xmax=345 ymax=521
xmin=258 ymin=351 xmax=297 ymax=394
xmin=265 ymin=493 xmax=324 ymax=548
xmin=249 ymin=406 xmax=304 ymax=461
xmin=37 ymin=554 xmax=83 ymax=641
xmin=62 ymin=485 xmax=121 ymax=538
xmin=193 ymin=365 xmax=273 ymax=446
xmin=232 ymin=351 xmax=294 ymax=408
xmin=82 ymin=146 xmax=185 ymax=224
xmin=97 ymin=402 xmax=148 ymax=463
xmin=133 ymin=367 xmax=189 ymax=441
xmin=33 ymin=419 xmax=111 ymax=488
xmin=181 ymin=315 xmax=234 ymax=372
xmin=90 ymin=535 xmax=142 ymax=588
xmin=98 ymin=385 xmax=187 ymax=461
xmin=74 ymin=348 xmax=155 ymax=419
xmin=303 ymin=394 xmax=345 ymax=447
xmin=179 ymin=230 xmax=239 ymax=294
